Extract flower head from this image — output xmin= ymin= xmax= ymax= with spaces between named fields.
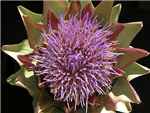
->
xmin=31 ymin=14 xmax=121 ymax=109
xmin=3 ymin=1 xmax=150 ymax=113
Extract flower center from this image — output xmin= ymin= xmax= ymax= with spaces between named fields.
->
xmin=68 ymin=52 xmax=82 ymax=69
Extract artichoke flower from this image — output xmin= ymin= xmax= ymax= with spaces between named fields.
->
xmin=3 ymin=1 xmax=150 ymax=113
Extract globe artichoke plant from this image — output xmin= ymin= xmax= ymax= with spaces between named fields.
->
xmin=3 ymin=1 xmax=150 ymax=113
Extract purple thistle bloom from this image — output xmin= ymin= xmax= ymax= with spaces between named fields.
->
xmin=31 ymin=14 xmax=121 ymax=110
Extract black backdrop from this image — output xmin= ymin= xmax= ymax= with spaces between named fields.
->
xmin=1 ymin=1 xmax=150 ymax=113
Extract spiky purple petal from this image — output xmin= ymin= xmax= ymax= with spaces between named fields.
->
xmin=31 ymin=14 xmax=121 ymax=109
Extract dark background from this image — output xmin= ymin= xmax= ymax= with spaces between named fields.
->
xmin=1 ymin=1 xmax=150 ymax=113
